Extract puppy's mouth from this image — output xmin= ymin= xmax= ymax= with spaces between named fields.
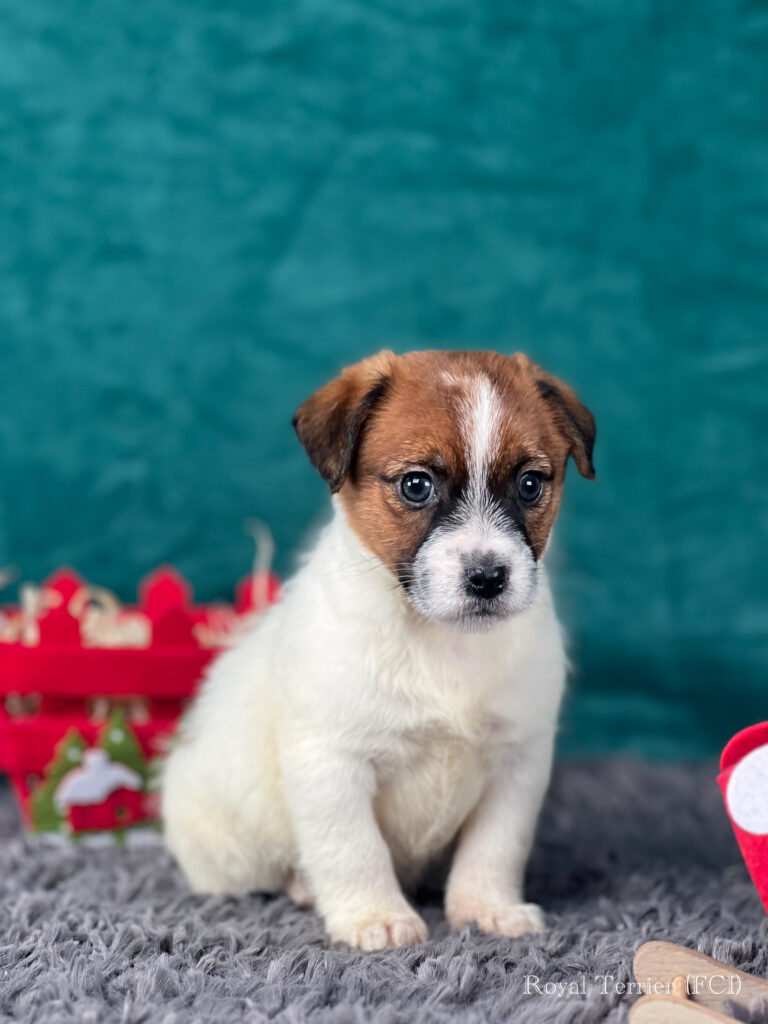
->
xmin=456 ymin=602 xmax=511 ymax=631
xmin=465 ymin=600 xmax=505 ymax=619
xmin=401 ymin=574 xmax=537 ymax=631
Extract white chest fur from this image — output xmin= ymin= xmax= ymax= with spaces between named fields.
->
xmin=373 ymin=721 xmax=490 ymax=880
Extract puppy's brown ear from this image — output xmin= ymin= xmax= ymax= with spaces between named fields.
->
xmin=293 ymin=350 xmax=395 ymax=492
xmin=512 ymin=353 xmax=596 ymax=479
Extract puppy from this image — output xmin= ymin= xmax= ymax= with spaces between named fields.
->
xmin=162 ymin=349 xmax=595 ymax=950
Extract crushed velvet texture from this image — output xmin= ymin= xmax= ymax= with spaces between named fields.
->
xmin=0 ymin=2 xmax=766 ymax=755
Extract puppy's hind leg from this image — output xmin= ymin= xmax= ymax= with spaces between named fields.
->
xmin=162 ymin=745 xmax=289 ymax=897
xmin=164 ymin=792 xmax=287 ymax=896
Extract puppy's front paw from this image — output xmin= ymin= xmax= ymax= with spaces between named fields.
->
xmin=446 ymin=896 xmax=544 ymax=938
xmin=328 ymin=907 xmax=428 ymax=950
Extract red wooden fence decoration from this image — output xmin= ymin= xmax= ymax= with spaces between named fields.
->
xmin=0 ymin=564 xmax=281 ymax=836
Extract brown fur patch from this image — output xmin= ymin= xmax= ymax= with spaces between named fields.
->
xmin=294 ymin=350 xmax=595 ymax=576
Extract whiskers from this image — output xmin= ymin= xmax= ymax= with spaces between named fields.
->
xmin=323 ymin=556 xmax=385 ymax=582
xmin=323 ymin=554 xmax=418 ymax=596
xmin=393 ymin=562 xmax=419 ymax=591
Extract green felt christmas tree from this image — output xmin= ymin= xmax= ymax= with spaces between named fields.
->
xmin=30 ymin=728 xmax=88 ymax=832
xmin=98 ymin=707 xmax=147 ymax=782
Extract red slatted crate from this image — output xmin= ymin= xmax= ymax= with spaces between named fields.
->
xmin=0 ymin=565 xmax=280 ymax=839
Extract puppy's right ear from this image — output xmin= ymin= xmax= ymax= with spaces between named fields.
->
xmin=293 ymin=350 xmax=395 ymax=492
xmin=510 ymin=352 xmax=596 ymax=480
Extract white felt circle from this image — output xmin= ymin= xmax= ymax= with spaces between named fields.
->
xmin=727 ymin=743 xmax=768 ymax=835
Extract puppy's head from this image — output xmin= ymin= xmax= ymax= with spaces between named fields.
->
xmin=293 ymin=350 xmax=595 ymax=629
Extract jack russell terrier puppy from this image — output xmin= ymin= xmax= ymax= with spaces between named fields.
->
xmin=162 ymin=349 xmax=595 ymax=950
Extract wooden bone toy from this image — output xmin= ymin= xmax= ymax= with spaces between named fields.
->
xmin=630 ymin=941 xmax=768 ymax=1023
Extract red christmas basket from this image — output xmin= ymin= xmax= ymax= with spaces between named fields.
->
xmin=0 ymin=564 xmax=279 ymax=839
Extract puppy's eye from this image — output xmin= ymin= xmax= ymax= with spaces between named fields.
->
xmin=517 ymin=471 xmax=544 ymax=506
xmin=401 ymin=471 xmax=435 ymax=505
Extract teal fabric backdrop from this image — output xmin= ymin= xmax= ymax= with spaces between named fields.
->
xmin=1 ymin=2 xmax=766 ymax=756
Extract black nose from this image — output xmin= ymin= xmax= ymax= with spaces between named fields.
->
xmin=465 ymin=564 xmax=507 ymax=600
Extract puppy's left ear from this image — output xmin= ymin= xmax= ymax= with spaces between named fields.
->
xmin=513 ymin=354 xmax=596 ymax=479
xmin=293 ymin=350 xmax=395 ymax=492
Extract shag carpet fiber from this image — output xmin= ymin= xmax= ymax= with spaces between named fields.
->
xmin=1 ymin=759 xmax=767 ymax=1023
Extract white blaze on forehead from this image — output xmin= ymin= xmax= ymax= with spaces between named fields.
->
xmin=461 ymin=374 xmax=502 ymax=507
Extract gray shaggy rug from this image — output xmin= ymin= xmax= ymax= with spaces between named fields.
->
xmin=1 ymin=759 xmax=767 ymax=1024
